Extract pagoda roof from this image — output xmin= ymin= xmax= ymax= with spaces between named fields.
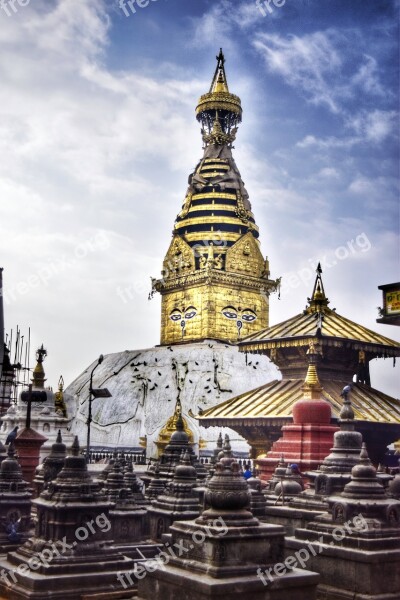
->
xmin=198 ymin=378 xmax=400 ymax=426
xmin=240 ymin=266 xmax=400 ymax=357
xmin=240 ymin=307 xmax=400 ymax=355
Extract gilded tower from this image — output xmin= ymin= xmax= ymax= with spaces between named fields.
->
xmin=152 ymin=50 xmax=280 ymax=345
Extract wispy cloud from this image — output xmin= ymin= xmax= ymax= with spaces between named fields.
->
xmin=253 ymin=30 xmax=388 ymax=114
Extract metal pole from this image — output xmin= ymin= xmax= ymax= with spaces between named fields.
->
xmin=86 ymin=355 xmax=103 ymax=462
xmin=26 ymin=384 xmax=32 ymax=429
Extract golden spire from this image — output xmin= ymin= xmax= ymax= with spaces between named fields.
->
xmin=152 ymin=50 xmax=280 ymax=346
xmin=210 ymin=50 xmax=230 ymax=93
xmin=196 ymin=48 xmax=242 ymax=147
xmin=155 ymin=399 xmax=194 ymax=457
xmin=54 ymin=375 xmax=67 ymax=417
xmin=307 ymin=263 xmax=330 ymax=313
xmin=302 ymin=341 xmax=323 ymax=399
xmin=31 ymin=344 xmax=47 ymax=389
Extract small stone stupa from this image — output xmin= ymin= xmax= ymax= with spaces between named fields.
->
xmin=137 ymin=438 xmax=319 ymax=600
xmin=0 ymin=436 xmax=135 ymax=600
xmin=0 ymin=441 xmax=32 ymax=552
xmin=148 ymin=450 xmax=200 ymax=541
xmin=102 ymin=457 xmax=149 ymax=546
xmin=33 ymin=429 xmax=67 ymax=497
xmin=307 ymin=385 xmax=364 ymax=498
xmin=287 ymin=444 xmax=400 ymax=599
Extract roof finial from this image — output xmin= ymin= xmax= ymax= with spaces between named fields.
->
xmin=308 ymin=263 xmax=329 ymax=313
xmin=302 ymin=341 xmax=323 ymax=398
xmin=196 ymin=50 xmax=242 ymax=147
xmin=31 ymin=344 xmax=47 ymax=389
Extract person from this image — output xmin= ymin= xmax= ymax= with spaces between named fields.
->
xmin=5 ymin=426 xmax=18 ymax=445
xmin=243 ymin=467 xmax=252 ymax=480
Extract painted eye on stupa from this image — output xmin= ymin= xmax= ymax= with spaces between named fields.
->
xmin=184 ymin=307 xmax=197 ymax=320
xmin=222 ymin=307 xmax=237 ymax=320
xmin=242 ymin=309 xmax=257 ymax=323
xmin=170 ymin=310 xmax=182 ymax=322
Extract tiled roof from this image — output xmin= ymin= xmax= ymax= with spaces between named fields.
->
xmin=199 ymin=379 xmax=400 ymax=425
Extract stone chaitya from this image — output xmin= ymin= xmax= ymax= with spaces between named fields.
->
xmin=0 ymin=436 xmax=135 ymax=600
xmin=286 ymin=444 xmax=400 ymax=599
xmin=123 ymin=455 xmax=148 ymax=505
xmin=33 ymin=429 xmax=67 ymax=497
xmin=102 ymin=457 xmax=149 ymax=547
xmin=246 ymin=471 xmax=267 ymax=517
xmin=144 ymin=403 xmax=206 ymax=493
xmin=137 ymin=438 xmax=319 ymax=600
xmin=145 ymin=463 xmax=167 ymax=500
xmin=0 ymin=442 xmax=32 ymax=553
xmin=148 ymin=450 xmax=200 ymax=541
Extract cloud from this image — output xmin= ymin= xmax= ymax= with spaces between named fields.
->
xmin=253 ymin=30 xmax=389 ymax=115
xmin=347 ymin=109 xmax=397 ymax=143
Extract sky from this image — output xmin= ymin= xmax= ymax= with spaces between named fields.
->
xmin=0 ymin=0 xmax=399 ymax=398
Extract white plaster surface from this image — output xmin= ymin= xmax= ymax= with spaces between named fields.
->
xmin=64 ymin=341 xmax=279 ymax=457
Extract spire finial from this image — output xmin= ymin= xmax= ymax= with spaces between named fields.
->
xmin=302 ymin=342 xmax=322 ymax=396
xmin=307 ymin=264 xmax=329 ymax=313
xmin=196 ymin=50 xmax=242 ymax=147
xmin=7 ymin=440 xmax=15 ymax=458
xmin=32 ymin=344 xmax=47 ymax=389
xmin=175 ymin=399 xmax=184 ymax=431
xmin=71 ymin=436 xmax=80 ymax=456
xmin=340 ymin=385 xmax=354 ymax=421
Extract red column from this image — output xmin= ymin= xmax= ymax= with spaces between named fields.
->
xmin=15 ymin=427 xmax=47 ymax=484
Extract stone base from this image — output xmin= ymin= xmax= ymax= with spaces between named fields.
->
xmin=0 ymin=551 xmax=135 ymax=600
xmin=286 ymin=532 xmax=400 ymax=599
xmin=316 ymin=583 xmax=400 ymax=600
xmin=148 ymin=508 xmax=199 ymax=542
xmin=137 ymin=563 xmax=319 ymax=600
xmin=260 ymin=504 xmax=325 ymax=536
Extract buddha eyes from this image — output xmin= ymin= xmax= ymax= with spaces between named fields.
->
xmin=170 ymin=307 xmax=197 ymax=322
xmin=222 ymin=311 xmax=237 ymax=319
xmin=222 ymin=307 xmax=257 ymax=326
xmin=242 ymin=313 xmax=256 ymax=322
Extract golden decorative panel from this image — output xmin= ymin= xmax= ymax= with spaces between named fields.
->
xmin=162 ymin=236 xmax=195 ymax=281
xmin=225 ymin=232 xmax=266 ymax=278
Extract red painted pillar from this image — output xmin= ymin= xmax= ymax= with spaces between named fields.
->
xmin=14 ymin=427 xmax=47 ymax=484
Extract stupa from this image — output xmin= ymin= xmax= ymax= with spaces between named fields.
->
xmin=65 ymin=50 xmax=280 ymax=458
xmin=0 ymin=436 xmax=135 ymax=600
xmin=148 ymin=450 xmax=200 ymax=541
xmin=0 ymin=442 xmax=32 ymax=552
xmin=33 ymin=429 xmax=67 ymax=497
xmin=287 ymin=444 xmax=400 ymax=599
xmin=137 ymin=437 xmax=319 ymax=600
xmin=102 ymin=457 xmax=149 ymax=547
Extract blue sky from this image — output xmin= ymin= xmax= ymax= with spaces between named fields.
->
xmin=0 ymin=0 xmax=399 ymax=396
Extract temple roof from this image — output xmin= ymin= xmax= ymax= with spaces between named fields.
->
xmin=240 ymin=266 xmax=400 ymax=357
xmin=198 ymin=378 xmax=400 ymax=425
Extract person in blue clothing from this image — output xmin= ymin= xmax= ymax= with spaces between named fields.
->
xmin=243 ymin=467 xmax=252 ymax=480
xmin=5 ymin=426 xmax=18 ymax=445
